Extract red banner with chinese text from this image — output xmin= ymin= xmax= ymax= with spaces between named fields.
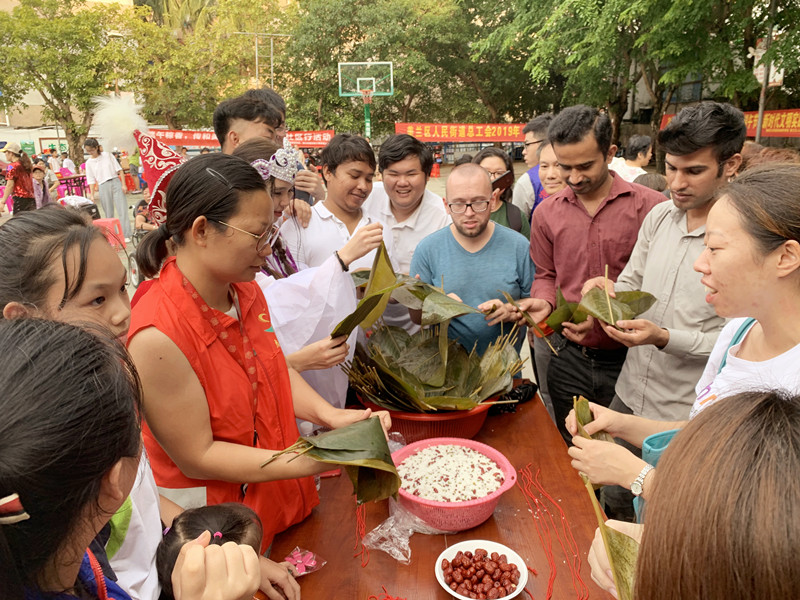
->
xmin=395 ymin=122 xmax=525 ymax=142
xmin=286 ymin=130 xmax=335 ymax=148
xmin=660 ymin=109 xmax=800 ymax=138
xmin=151 ymin=129 xmax=220 ymax=147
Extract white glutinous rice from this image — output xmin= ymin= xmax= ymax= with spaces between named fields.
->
xmin=397 ymin=444 xmax=504 ymax=502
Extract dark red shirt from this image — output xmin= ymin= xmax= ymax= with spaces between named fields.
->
xmin=530 ymin=172 xmax=664 ymax=349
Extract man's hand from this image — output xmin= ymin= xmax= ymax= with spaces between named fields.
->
xmin=561 ymin=315 xmax=595 ymax=344
xmin=287 ymin=198 xmax=312 ymax=228
xmin=337 ymin=222 xmax=383 ymax=266
xmin=477 ymin=299 xmax=523 ymax=326
xmin=516 ymin=297 xmax=552 ymax=326
xmin=581 ymin=276 xmax=616 ymax=298
xmin=602 ymin=319 xmax=669 ymax=348
xmin=295 ymin=169 xmax=326 ymax=201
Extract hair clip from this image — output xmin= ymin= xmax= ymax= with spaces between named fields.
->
xmin=213 ymin=531 xmax=223 ymax=539
xmin=0 ymin=493 xmax=30 ymax=525
xmin=205 ymin=167 xmax=233 ymax=190
xmin=163 ymin=526 xmax=171 ymax=536
xmin=250 ymin=159 xmax=272 ymax=182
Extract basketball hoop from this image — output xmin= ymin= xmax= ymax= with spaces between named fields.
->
xmin=360 ymin=89 xmax=373 ymax=105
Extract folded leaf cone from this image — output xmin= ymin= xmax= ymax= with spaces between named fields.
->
xmin=578 ymin=288 xmax=656 ymax=328
xmin=260 ymin=418 xmax=400 ymax=504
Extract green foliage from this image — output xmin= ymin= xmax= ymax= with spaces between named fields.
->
xmin=0 ymin=0 xmax=135 ymax=159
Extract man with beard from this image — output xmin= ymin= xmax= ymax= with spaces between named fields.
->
xmin=410 ymin=163 xmax=534 ymax=355
xmin=578 ymin=102 xmax=745 ymax=520
xmin=363 ymin=134 xmax=451 ymax=333
xmin=525 ymin=105 xmax=663 ymax=443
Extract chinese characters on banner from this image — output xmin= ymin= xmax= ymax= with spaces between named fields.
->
xmin=286 ymin=130 xmax=335 ymax=148
xmin=149 ymin=130 xmax=336 ymax=148
xmin=151 ymin=130 xmax=220 ymax=147
xmin=395 ymin=123 xmax=526 ymax=142
xmin=661 ymin=109 xmax=800 ymax=138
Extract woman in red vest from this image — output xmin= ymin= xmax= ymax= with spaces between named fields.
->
xmin=129 ymin=154 xmax=389 ymax=553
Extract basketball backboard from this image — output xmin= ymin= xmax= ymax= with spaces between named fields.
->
xmin=338 ymin=62 xmax=394 ymax=97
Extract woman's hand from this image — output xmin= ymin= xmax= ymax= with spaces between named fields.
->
xmin=172 ymin=530 xmax=261 ymax=600
xmin=564 ymin=401 xmax=625 ymax=438
xmin=328 ymin=407 xmax=392 ymax=436
xmin=286 ymin=336 xmax=349 ymax=372
xmin=588 ymin=521 xmax=644 ymax=598
xmin=337 ymin=222 xmax=384 ymax=267
xmin=567 ymin=436 xmax=646 ymax=488
xmin=258 ymin=556 xmax=301 ymax=600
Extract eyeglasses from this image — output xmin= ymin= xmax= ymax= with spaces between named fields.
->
xmin=524 ymin=139 xmax=545 ymax=149
xmin=210 ymin=219 xmax=275 ymax=253
xmin=448 ymin=200 xmax=490 ymax=214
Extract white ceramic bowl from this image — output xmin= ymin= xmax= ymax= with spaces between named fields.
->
xmin=434 ymin=539 xmax=528 ymax=600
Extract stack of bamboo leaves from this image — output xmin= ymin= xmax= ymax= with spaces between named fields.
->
xmin=334 ymin=242 xmax=523 ymax=412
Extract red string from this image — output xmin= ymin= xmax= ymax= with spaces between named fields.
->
xmin=528 ymin=565 xmax=538 ymax=577
xmin=524 ymin=587 xmax=536 ymax=600
xmin=531 ymin=469 xmax=589 ymax=600
xmin=367 ymin=586 xmax=408 ymax=600
xmin=517 ymin=465 xmax=556 ymax=599
xmin=353 ymin=500 xmax=370 ymax=568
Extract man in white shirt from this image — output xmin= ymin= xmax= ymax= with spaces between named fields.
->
xmin=47 ymin=149 xmax=61 ymax=173
xmin=363 ymin=134 xmax=451 ymax=333
xmin=83 ymin=138 xmax=131 ymax=239
xmin=280 ymin=133 xmax=390 ymax=271
xmin=511 ymin=114 xmax=552 ymax=220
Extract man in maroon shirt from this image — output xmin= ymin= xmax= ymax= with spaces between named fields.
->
xmin=526 ymin=105 xmax=664 ymax=443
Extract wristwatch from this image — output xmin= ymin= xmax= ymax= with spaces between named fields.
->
xmin=630 ymin=464 xmax=654 ymax=497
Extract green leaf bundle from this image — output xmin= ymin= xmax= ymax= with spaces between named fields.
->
xmin=260 ymin=418 xmax=400 ymax=504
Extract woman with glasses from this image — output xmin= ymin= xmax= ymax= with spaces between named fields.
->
xmin=472 ymin=147 xmax=530 ymax=239
xmin=130 ymin=153 xmax=390 ymax=554
xmin=232 ymin=138 xmax=381 ymax=430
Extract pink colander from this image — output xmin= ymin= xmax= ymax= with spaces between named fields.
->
xmin=391 ymin=437 xmax=517 ymax=531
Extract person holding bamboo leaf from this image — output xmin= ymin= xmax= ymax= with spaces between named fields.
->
xmin=129 ymin=153 xmax=391 ymax=555
xmin=232 ymin=138 xmax=382 ymax=433
xmin=574 ymin=102 xmax=744 ymax=521
xmin=587 ymin=390 xmax=800 ymax=600
xmin=566 ymin=163 xmax=800 ymax=528
xmin=527 ymin=105 xmax=664 ymax=443
xmin=410 ymin=163 xmax=534 ymax=356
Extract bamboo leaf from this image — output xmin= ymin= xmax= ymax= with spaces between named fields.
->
xmin=582 ymin=477 xmax=639 ymax=600
xmin=573 ymin=396 xmax=615 ymax=444
xmin=500 ymin=291 xmax=559 ymax=356
xmin=262 ymin=418 xmax=400 ymax=504
xmin=545 ymin=287 xmax=579 ymax=334
xmin=577 ymin=288 xmax=656 ymax=327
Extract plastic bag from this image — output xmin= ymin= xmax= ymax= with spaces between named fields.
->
xmin=283 ymin=547 xmax=326 ymax=576
xmin=363 ymin=497 xmax=455 ymax=564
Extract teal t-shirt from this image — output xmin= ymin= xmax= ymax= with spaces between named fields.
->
xmin=410 ymin=223 xmax=534 ymax=355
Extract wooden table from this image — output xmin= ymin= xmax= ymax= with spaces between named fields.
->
xmin=272 ymin=399 xmax=612 ymax=599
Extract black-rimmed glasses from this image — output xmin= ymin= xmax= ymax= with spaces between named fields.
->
xmin=448 ymin=200 xmax=490 ymax=214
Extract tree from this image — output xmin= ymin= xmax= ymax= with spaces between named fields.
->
xmin=0 ymin=0 xmax=138 ymax=163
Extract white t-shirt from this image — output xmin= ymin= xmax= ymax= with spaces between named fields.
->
xmin=62 ymin=157 xmax=76 ymax=173
xmin=85 ymin=151 xmax=122 ymax=186
xmin=610 ymin=156 xmax=646 ymax=182
xmin=691 ymin=318 xmax=800 ymax=419
xmin=108 ymin=453 xmax=162 ymax=600
xmin=362 ymin=182 xmax=450 ymax=275
xmin=278 ymin=202 xmax=393 ymax=271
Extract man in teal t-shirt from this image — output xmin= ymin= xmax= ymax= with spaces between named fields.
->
xmin=410 ymin=163 xmax=535 ymax=355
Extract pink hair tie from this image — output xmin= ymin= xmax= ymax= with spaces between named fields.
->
xmin=213 ymin=531 xmax=223 ymax=539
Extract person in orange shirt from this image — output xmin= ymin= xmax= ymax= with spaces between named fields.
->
xmin=129 ymin=153 xmax=390 ymax=553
